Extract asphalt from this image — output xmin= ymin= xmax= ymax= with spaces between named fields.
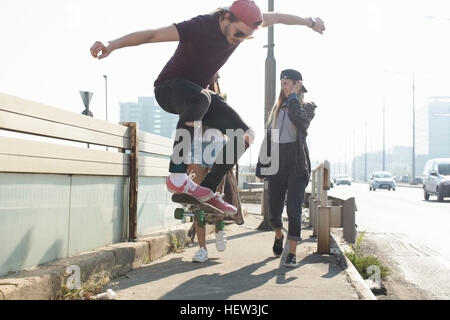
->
xmin=102 ymin=205 xmax=372 ymax=300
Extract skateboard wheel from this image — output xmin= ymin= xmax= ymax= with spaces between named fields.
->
xmin=215 ymin=220 xmax=224 ymax=231
xmin=174 ymin=208 xmax=184 ymax=220
xmin=195 ymin=210 xmax=206 ymax=228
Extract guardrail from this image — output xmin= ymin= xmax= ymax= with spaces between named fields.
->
xmin=0 ymin=92 xmax=174 ymax=275
xmin=309 ymin=161 xmax=356 ymax=253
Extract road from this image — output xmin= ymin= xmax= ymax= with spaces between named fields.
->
xmin=328 ymin=182 xmax=450 ymax=299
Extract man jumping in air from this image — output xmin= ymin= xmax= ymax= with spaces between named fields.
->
xmin=90 ymin=0 xmax=325 ymax=215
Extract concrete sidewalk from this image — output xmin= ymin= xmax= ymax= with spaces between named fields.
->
xmin=1 ymin=204 xmax=374 ymax=300
xmin=102 ymin=207 xmax=368 ymax=300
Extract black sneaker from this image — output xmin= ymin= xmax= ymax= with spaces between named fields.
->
xmin=284 ymin=253 xmax=300 ymax=268
xmin=272 ymin=234 xmax=284 ymax=257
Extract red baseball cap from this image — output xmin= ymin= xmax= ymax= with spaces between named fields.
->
xmin=225 ymin=0 xmax=263 ymax=30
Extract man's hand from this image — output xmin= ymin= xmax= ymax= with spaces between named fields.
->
xmin=90 ymin=41 xmax=112 ymax=59
xmin=310 ymin=17 xmax=325 ymax=34
xmin=262 ymin=13 xmax=326 ymax=35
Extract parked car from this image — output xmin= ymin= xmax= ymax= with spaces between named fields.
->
xmin=369 ymin=171 xmax=396 ymax=191
xmin=423 ymin=158 xmax=450 ymax=202
xmin=335 ymin=175 xmax=352 ymax=186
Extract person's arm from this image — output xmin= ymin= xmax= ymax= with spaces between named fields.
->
xmin=90 ymin=25 xmax=179 ymax=59
xmin=286 ymin=92 xmax=316 ymax=133
xmin=262 ymin=12 xmax=325 ymax=34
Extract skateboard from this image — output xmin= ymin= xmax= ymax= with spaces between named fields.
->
xmin=172 ymin=193 xmax=226 ymax=232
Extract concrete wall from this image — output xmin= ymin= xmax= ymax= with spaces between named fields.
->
xmin=0 ymin=173 xmax=181 ymax=277
xmin=137 ymin=177 xmax=180 ymax=237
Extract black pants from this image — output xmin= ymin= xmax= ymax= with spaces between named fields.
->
xmin=154 ymin=78 xmax=250 ymax=191
xmin=268 ymin=142 xmax=307 ymax=241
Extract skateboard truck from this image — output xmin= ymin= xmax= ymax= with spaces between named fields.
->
xmin=174 ymin=208 xmax=224 ymax=230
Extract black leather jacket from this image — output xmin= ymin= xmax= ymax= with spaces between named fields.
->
xmin=255 ymin=98 xmax=316 ymax=181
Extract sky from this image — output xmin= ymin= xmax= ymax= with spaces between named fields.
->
xmin=1 ymin=0 xmax=450 ymax=167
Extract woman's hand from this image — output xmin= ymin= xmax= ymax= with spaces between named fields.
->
xmin=290 ymin=81 xmax=303 ymax=95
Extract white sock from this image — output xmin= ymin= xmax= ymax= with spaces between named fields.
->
xmin=170 ymin=173 xmax=188 ymax=187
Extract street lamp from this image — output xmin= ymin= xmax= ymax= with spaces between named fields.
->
xmin=412 ymin=72 xmax=416 ymax=184
xmin=103 ymin=75 xmax=108 ymax=123
xmin=383 ymin=102 xmax=386 ymax=171
xmin=384 ymin=70 xmax=417 ymax=184
xmin=365 ymin=121 xmax=368 ymax=182
xmin=104 ymin=74 xmax=108 ymax=151
xmin=79 ymin=90 xmax=94 ymax=148
xmin=259 ymin=0 xmax=276 ymax=231
xmin=79 ymin=91 xmax=94 ymax=117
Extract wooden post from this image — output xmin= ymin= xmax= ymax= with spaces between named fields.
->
xmin=317 ymin=206 xmax=331 ymax=254
xmin=122 ymin=122 xmax=138 ymax=241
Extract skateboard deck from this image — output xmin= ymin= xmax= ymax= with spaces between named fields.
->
xmin=172 ymin=193 xmax=225 ymax=227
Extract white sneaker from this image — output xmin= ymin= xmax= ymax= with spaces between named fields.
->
xmin=192 ymin=247 xmax=208 ymax=263
xmin=215 ymin=231 xmax=227 ymax=252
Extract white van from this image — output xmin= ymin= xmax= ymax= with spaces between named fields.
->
xmin=423 ymin=158 xmax=450 ymax=202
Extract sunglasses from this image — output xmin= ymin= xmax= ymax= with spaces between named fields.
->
xmin=233 ymin=30 xmax=254 ymax=40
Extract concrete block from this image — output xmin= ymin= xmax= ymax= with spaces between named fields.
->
xmin=0 ymin=266 xmax=64 ymax=300
xmin=144 ymin=235 xmax=170 ymax=262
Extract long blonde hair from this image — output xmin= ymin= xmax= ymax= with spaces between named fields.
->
xmin=267 ymin=89 xmax=304 ymax=129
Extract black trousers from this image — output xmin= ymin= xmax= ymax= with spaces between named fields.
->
xmin=154 ymin=78 xmax=250 ymax=191
xmin=268 ymin=142 xmax=307 ymax=241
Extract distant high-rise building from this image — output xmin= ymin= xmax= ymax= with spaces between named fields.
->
xmin=427 ymin=97 xmax=450 ymax=158
xmin=120 ymin=97 xmax=178 ymax=139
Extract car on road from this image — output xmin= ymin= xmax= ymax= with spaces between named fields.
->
xmin=369 ymin=171 xmax=396 ymax=191
xmin=423 ymin=158 xmax=450 ymax=202
xmin=335 ymin=175 xmax=352 ymax=186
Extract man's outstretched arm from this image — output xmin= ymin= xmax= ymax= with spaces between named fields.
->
xmin=90 ymin=25 xmax=179 ymax=59
xmin=262 ymin=12 xmax=325 ymax=34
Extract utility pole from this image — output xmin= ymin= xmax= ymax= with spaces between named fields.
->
xmin=383 ymin=102 xmax=386 ymax=171
xmin=345 ymin=138 xmax=347 ymax=175
xmin=104 ymin=75 xmax=109 ymax=151
xmin=365 ymin=121 xmax=368 ymax=182
xmin=258 ymin=0 xmax=275 ymax=231
xmin=412 ymin=72 xmax=416 ymax=184
xmin=353 ymin=130 xmax=355 ymax=181
xmin=103 ymin=75 xmax=108 ymax=123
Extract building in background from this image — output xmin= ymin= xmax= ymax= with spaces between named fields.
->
xmin=427 ymin=97 xmax=450 ymax=159
xmin=120 ymin=96 xmax=178 ymax=139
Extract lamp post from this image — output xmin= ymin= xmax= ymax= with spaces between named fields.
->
xmin=104 ymin=74 xmax=108 ymax=151
xmin=79 ymin=90 xmax=94 ymax=148
xmin=412 ymin=72 xmax=416 ymax=184
xmin=353 ymin=130 xmax=355 ymax=181
xmin=258 ymin=0 xmax=276 ymax=231
xmin=365 ymin=121 xmax=368 ymax=182
xmin=383 ymin=103 xmax=386 ymax=171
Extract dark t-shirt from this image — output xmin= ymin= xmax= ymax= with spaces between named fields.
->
xmin=154 ymin=13 xmax=239 ymax=89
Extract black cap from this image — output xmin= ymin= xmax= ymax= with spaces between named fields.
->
xmin=280 ymin=69 xmax=308 ymax=93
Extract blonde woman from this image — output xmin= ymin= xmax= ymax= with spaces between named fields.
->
xmin=256 ymin=69 xmax=316 ymax=267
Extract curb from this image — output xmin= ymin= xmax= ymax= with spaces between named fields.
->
xmin=0 ymin=222 xmax=215 ymax=300
xmin=330 ymin=232 xmax=377 ymax=300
